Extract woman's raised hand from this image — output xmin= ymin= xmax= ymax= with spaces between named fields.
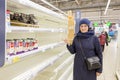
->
xmin=64 ymin=39 xmax=70 ymax=45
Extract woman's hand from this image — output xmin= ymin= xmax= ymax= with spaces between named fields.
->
xmin=64 ymin=39 xmax=70 ymax=45
xmin=96 ymin=72 xmax=101 ymax=76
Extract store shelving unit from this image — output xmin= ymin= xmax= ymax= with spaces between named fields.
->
xmin=0 ymin=0 xmax=5 ymax=67
xmin=6 ymin=41 xmax=64 ymax=64
xmin=12 ymin=50 xmax=70 ymax=80
xmin=0 ymin=0 xmax=72 ymax=80
xmin=6 ymin=0 xmax=68 ymax=65
xmin=7 ymin=26 xmax=66 ymax=33
xmin=0 ymin=46 xmax=71 ymax=80
xmin=33 ymin=51 xmax=74 ymax=80
xmin=7 ymin=0 xmax=67 ymax=28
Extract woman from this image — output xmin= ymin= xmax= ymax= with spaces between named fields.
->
xmin=64 ymin=18 xmax=103 ymax=80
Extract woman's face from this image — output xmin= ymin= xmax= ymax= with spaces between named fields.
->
xmin=80 ymin=24 xmax=89 ymax=33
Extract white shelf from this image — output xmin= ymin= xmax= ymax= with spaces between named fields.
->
xmin=54 ymin=55 xmax=74 ymax=73
xmin=12 ymin=50 xmax=68 ymax=80
xmin=7 ymin=26 xmax=66 ymax=33
xmin=6 ymin=41 xmax=65 ymax=64
xmin=58 ymin=63 xmax=73 ymax=80
xmin=116 ymin=71 xmax=120 ymax=80
xmin=8 ymin=0 xmax=66 ymax=19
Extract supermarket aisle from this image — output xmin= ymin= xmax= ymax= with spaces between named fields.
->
xmin=97 ymin=39 xmax=118 ymax=80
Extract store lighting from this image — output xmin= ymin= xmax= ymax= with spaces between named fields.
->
xmin=75 ymin=0 xmax=80 ymax=6
xmin=41 ymin=0 xmax=67 ymax=16
xmin=104 ymin=0 xmax=111 ymax=15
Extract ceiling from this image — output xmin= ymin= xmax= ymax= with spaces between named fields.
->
xmin=30 ymin=0 xmax=120 ymax=23
xmin=31 ymin=0 xmax=120 ymax=12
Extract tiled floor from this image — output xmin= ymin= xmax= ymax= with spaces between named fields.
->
xmin=97 ymin=40 xmax=118 ymax=80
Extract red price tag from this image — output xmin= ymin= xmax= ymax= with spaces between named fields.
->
xmin=10 ymin=42 xmax=14 ymax=48
xmin=19 ymin=42 xmax=23 ymax=46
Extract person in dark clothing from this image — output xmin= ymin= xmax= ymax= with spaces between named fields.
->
xmin=105 ymin=31 xmax=109 ymax=46
xmin=64 ymin=18 xmax=103 ymax=80
xmin=99 ymin=31 xmax=107 ymax=52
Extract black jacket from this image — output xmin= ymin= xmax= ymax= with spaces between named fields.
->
xmin=67 ymin=32 xmax=102 ymax=80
